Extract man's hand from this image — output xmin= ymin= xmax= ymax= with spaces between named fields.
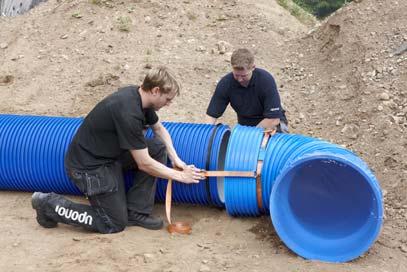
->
xmin=131 ymin=149 xmax=205 ymax=184
xmin=171 ymin=157 xmax=205 ymax=184
xmin=171 ymin=157 xmax=188 ymax=170
xmin=257 ymin=118 xmax=280 ymax=130
xmin=177 ymin=165 xmax=205 ymax=184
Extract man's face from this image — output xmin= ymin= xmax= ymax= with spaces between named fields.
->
xmin=151 ymin=87 xmax=177 ymax=111
xmin=232 ymin=66 xmax=254 ymax=87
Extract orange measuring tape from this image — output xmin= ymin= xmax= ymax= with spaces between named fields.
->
xmin=165 ymin=129 xmax=276 ymax=234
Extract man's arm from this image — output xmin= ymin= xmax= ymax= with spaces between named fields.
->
xmin=151 ymin=121 xmax=187 ymax=169
xmin=130 ymin=148 xmax=204 ymax=183
xmin=257 ymin=118 xmax=280 ymax=130
xmin=206 ymin=77 xmax=229 ymax=123
xmin=260 ymin=71 xmax=285 ymax=130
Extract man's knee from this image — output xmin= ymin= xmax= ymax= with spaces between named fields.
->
xmin=147 ymin=138 xmax=167 ymax=163
xmin=100 ymin=224 xmax=126 ymax=234
xmin=99 ymin=211 xmax=128 ymax=234
xmin=90 ymin=194 xmax=128 ymax=234
xmin=107 ymin=220 xmax=127 ymax=234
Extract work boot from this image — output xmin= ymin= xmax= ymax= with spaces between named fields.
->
xmin=127 ymin=211 xmax=163 ymax=230
xmin=31 ymin=192 xmax=58 ymax=228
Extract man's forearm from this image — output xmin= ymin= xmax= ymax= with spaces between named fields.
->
xmin=153 ymin=123 xmax=179 ymax=162
xmin=257 ymin=118 xmax=280 ymax=130
xmin=131 ymin=150 xmax=182 ymax=180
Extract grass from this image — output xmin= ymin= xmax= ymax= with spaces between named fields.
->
xmin=71 ymin=12 xmax=83 ymax=19
xmin=89 ymin=0 xmax=114 ymax=8
xmin=186 ymin=11 xmax=198 ymax=21
xmin=117 ymin=16 xmax=132 ymax=32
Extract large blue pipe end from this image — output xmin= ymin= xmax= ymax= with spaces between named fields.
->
xmin=270 ymin=153 xmax=383 ymax=263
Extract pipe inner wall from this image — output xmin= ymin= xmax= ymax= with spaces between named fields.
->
xmin=270 ymin=155 xmax=383 ymax=262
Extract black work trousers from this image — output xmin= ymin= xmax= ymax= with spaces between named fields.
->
xmin=41 ymin=138 xmax=167 ymax=234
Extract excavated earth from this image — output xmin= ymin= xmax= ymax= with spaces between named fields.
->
xmin=0 ymin=0 xmax=406 ymax=271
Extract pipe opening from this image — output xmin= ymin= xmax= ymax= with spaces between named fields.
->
xmin=271 ymin=156 xmax=382 ymax=261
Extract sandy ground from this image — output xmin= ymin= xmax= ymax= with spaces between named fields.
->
xmin=0 ymin=0 xmax=406 ymax=271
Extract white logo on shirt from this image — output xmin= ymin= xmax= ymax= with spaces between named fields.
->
xmin=270 ymin=107 xmax=280 ymax=112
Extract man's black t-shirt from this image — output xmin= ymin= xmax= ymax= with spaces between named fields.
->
xmin=65 ymin=85 xmax=158 ymax=170
xmin=206 ymin=68 xmax=286 ymax=126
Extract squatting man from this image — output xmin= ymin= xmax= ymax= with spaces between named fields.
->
xmin=31 ymin=67 xmax=205 ymax=234
xmin=206 ymin=48 xmax=288 ymax=132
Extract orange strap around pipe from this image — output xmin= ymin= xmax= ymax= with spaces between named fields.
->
xmin=165 ymin=128 xmax=276 ymax=234
xmin=203 ymin=170 xmax=256 ymax=178
xmin=255 ymin=129 xmax=276 ymax=211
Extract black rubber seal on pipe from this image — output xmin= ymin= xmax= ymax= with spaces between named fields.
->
xmin=204 ymin=124 xmax=221 ymax=206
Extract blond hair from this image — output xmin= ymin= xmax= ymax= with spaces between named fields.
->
xmin=141 ymin=66 xmax=180 ymax=95
xmin=231 ymin=48 xmax=255 ymax=70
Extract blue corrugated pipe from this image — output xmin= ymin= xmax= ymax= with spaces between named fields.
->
xmin=0 ymin=115 xmax=382 ymax=262
xmin=145 ymin=122 xmax=230 ymax=207
xmin=0 ymin=115 xmax=230 ymax=207
xmin=0 ymin=114 xmax=82 ymax=194
xmin=223 ymin=127 xmax=382 ymax=262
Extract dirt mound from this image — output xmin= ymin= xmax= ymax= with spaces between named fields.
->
xmin=0 ymin=0 xmax=305 ymax=122
xmin=279 ymin=0 xmax=407 ymax=260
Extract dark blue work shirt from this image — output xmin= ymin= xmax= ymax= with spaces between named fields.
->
xmin=206 ymin=68 xmax=286 ymax=126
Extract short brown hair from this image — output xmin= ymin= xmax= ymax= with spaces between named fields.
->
xmin=231 ymin=48 xmax=254 ymax=69
xmin=141 ymin=66 xmax=180 ymax=95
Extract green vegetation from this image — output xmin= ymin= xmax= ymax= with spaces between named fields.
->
xmin=277 ymin=0 xmax=317 ymax=26
xmin=293 ymin=0 xmax=352 ymax=19
xmin=89 ymin=0 xmax=114 ymax=8
xmin=71 ymin=12 xmax=83 ymax=19
xmin=117 ymin=16 xmax=132 ymax=32
xmin=278 ymin=0 xmax=352 ymax=20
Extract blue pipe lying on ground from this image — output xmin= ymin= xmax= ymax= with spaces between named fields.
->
xmin=0 ymin=114 xmax=383 ymax=263
xmin=0 ymin=115 xmax=230 ymax=205
xmin=218 ymin=125 xmax=383 ymax=262
xmin=0 ymin=114 xmax=82 ymax=194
